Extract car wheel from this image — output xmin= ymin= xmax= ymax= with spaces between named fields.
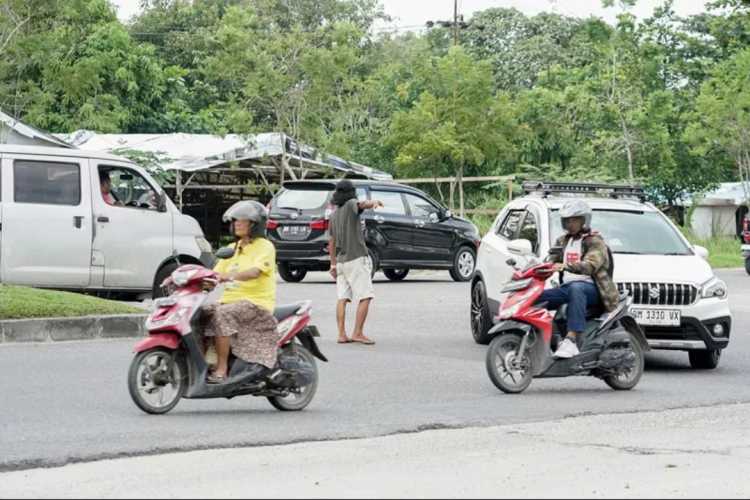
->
xmin=471 ymin=280 xmax=493 ymax=345
xmin=368 ymin=248 xmax=379 ymax=278
xmin=745 ymin=257 xmax=750 ymax=275
xmin=152 ymin=262 xmax=179 ymax=298
xmin=383 ymin=269 xmax=409 ymax=281
xmin=278 ymin=263 xmax=308 ymax=283
xmin=449 ymin=246 xmax=476 ymax=282
xmin=688 ymin=349 xmax=721 ymax=369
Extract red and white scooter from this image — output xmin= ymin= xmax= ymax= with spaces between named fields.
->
xmin=127 ymin=248 xmax=327 ymax=415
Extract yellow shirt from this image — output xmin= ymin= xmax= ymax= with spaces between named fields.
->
xmin=214 ymin=238 xmax=277 ymax=312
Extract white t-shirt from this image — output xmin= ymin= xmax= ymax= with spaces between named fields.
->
xmin=563 ymin=237 xmax=593 ymax=284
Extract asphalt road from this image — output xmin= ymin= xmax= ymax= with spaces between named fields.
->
xmin=1 ymin=269 xmax=749 ymax=472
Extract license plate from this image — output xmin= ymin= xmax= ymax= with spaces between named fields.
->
xmin=630 ymin=308 xmax=681 ymax=326
xmin=280 ymin=225 xmax=310 ymax=240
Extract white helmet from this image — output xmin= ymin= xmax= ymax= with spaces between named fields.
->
xmin=223 ymin=200 xmax=268 ymax=238
xmin=559 ymin=199 xmax=592 ymax=232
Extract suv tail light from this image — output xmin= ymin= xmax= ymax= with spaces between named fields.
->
xmin=743 ymin=216 xmax=750 ymax=243
xmin=267 ymin=219 xmax=279 ymax=230
xmin=310 ymin=219 xmax=329 ymax=231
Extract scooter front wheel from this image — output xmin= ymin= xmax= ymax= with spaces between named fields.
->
xmin=603 ymin=332 xmax=645 ymax=391
xmin=267 ymin=345 xmax=318 ymax=411
xmin=128 ymin=348 xmax=186 ymax=415
xmin=486 ymin=333 xmax=534 ymax=394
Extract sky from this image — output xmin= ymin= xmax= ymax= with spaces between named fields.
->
xmin=111 ymin=0 xmax=711 ymax=26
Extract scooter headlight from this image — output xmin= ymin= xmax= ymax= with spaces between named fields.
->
xmin=498 ymin=303 xmax=523 ymax=320
xmin=501 ymin=278 xmax=532 ymax=294
xmin=146 ymin=306 xmax=191 ymax=330
xmin=172 ymin=269 xmax=198 ymax=287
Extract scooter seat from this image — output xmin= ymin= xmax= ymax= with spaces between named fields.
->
xmin=273 ymin=303 xmax=305 ymax=321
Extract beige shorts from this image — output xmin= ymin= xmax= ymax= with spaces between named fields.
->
xmin=336 ymin=256 xmax=375 ymax=303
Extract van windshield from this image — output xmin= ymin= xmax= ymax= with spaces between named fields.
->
xmin=274 ymin=189 xmax=330 ymax=211
xmin=550 ymin=210 xmax=692 ymax=256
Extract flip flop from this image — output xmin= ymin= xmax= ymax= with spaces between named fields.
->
xmin=337 ymin=338 xmax=353 ymax=344
xmin=206 ymin=372 xmax=227 ymax=384
xmin=351 ymin=337 xmax=376 ymax=345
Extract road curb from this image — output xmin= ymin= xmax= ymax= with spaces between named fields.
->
xmin=0 ymin=314 xmax=147 ymax=344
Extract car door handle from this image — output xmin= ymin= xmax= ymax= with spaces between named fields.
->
xmin=374 ymin=215 xmax=385 ymax=224
xmin=73 ymin=216 xmax=85 ymax=229
xmin=97 ymin=216 xmax=110 ymax=223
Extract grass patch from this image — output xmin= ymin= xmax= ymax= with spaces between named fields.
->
xmin=0 ymin=285 xmax=143 ymax=320
xmin=679 ymin=229 xmax=743 ymax=269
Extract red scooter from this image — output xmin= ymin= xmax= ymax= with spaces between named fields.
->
xmin=127 ymin=248 xmax=327 ymax=415
xmin=485 ymin=248 xmax=648 ymax=394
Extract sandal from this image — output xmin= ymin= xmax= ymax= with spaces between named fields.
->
xmin=337 ymin=337 xmax=353 ymax=344
xmin=206 ymin=372 xmax=227 ymax=384
xmin=351 ymin=336 xmax=375 ymax=345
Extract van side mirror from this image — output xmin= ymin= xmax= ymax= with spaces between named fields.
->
xmin=215 ymin=247 xmax=236 ymax=260
xmin=441 ymin=209 xmax=452 ymax=220
xmin=508 ymin=239 xmax=533 ymax=256
xmin=157 ymin=192 xmax=168 ymax=212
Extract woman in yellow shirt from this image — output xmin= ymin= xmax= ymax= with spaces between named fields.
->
xmin=203 ymin=201 xmax=279 ymax=384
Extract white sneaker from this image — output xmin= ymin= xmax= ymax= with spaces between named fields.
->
xmin=554 ymin=338 xmax=580 ymax=359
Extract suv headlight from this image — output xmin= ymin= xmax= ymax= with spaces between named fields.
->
xmin=701 ymin=278 xmax=728 ymax=299
xmin=196 ymin=236 xmax=213 ymax=253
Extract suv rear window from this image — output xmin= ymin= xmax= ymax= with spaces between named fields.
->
xmin=275 ymin=189 xmax=330 ymax=210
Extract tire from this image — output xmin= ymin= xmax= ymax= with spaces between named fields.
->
xmin=268 ymin=345 xmax=319 ymax=411
xmin=384 ymin=268 xmax=409 ymax=281
xmin=689 ymin=349 xmax=721 ymax=370
xmin=486 ymin=333 xmax=534 ymax=394
xmin=128 ymin=348 xmax=186 ymax=415
xmin=604 ymin=333 xmax=645 ymax=390
xmin=449 ymin=246 xmax=476 ymax=282
xmin=152 ymin=262 xmax=179 ymax=298
xmin=471 ymin=280 xmax=493 ymax=345
xmin=745 ymin=257 xmax=750 ymax=275
xmin=367 ymin=247 xmax=379 ymax=278
xmin=278 ymin=262 xmax=308 ymax=283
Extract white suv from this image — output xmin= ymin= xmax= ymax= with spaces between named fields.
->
xmin=471 ymin=182 xmax=732 ymax=370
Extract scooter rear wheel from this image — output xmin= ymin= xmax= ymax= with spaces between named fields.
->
xmin=267 ymin=345 xmax=318 ymax=411
xmin=486 ymin=333 xmax=534 ymax=394
xmin=128 ymin=348 xmax=186 ymax=415
xmin=603 ymin=333 xmax=645 ymax=391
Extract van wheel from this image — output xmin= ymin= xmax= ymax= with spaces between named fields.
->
xmin=279 ymin=263 xmax=307 ymax=283
xmin=689 ymin=349 xmax=721 ymax=369
xmin=152 ymin=263 xmax=179 ymax=298
xmin=384 ymin=269 xmax=409 ymax=281
xmin=745 ymin=257 xmax=750 ymax=275
xmin=449 ymin=246 xmax=476 ymax=282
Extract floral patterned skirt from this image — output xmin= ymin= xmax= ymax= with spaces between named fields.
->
xmin=201 ymin=301 xmax=279 ymax=369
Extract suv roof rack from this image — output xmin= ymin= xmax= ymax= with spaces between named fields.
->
xmin=522 ymin=181 xmax=647 ymax=202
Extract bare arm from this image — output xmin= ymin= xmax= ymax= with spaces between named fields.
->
xmin=219 ymin=268 xmax=262 ymax=282
xmin=358 ymin=199 xmax=384 ymax=210
xmin=328 ymin=237 xmax=337 ymax=278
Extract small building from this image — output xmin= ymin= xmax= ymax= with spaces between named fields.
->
xmin=0 ymin=110 xmax=73 ymax=148
xmin=689 ymin=182 xmax=749 ymax=240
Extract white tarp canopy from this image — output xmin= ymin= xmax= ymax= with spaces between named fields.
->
xmin=59 ymin=130 xmax=392 ymax=180
xmin=0 ymin=110 xmax=73 ymax=148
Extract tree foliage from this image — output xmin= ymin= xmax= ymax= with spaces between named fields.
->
xmin=0 ymin=0 xmax=748 ymax=205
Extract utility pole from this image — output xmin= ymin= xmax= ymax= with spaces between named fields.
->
xmin=453 ymin=0 xmax=459 ymax=46
xmin=426 ymin=0 xmax=470 ymax=47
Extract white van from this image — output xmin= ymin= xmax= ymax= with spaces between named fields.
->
xmin=0 ymin=145 xmax=213 ymax=297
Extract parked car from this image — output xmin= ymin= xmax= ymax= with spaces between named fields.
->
xmin=471 ymin=181 xmax=732 ymax=370
xmin=267 ymin=180 xmax=481 ymax=283
xmin=0 ymin=145 xmax=213 ymax=297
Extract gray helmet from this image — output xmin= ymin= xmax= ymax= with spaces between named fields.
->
xmin=223 ymin=200 xmax=268 ymax=238
xmin=559 ymin=199 xmax=592 ymax=232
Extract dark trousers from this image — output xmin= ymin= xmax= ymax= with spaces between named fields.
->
xmin=536 ymin=281 xmax=601 ymax=334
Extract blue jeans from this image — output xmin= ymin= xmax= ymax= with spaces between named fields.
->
xmin=536 ymin=281 xmax=601 ymax=334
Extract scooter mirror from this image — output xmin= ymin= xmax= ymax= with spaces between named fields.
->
xmin=215 ymin=247 xmax=236 ymax=260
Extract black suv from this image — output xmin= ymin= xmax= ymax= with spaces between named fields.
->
xmin=268 ymin=180 xmax=481 ymax=283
